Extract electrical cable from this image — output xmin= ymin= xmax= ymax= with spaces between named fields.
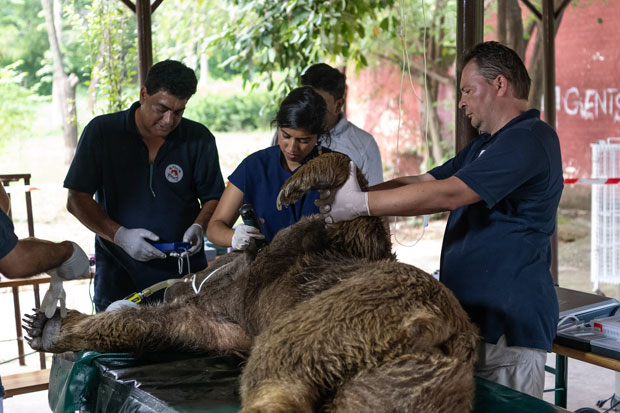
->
xmin=557 ymin=314 xmax=581 ymax=329
xmin=391 ymin=0 xmax=431 ymax=248
xmin=602 ymin=394 xmax=620 ymax=413
xmin=191 ymin=262 xmax=232 ymax=295
xmin=0 ymin=350 xmax=39 ymax=365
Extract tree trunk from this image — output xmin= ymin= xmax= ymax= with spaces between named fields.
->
xmin=41 ymin=0 xmax=79 ymax=164
xmin=527 ymin=0 xmax=567 ymax=110
xmin=50 ymin=0 xmax=63 ymax=123
xmin=497 ymin=0 xmax=525 ymax=58
xmin=199 ymin=54 xmax=209 ymax=91
xmin=423 ymin=81 xmax=444 ymax=167
xmin=87 ymin=64 xmax=101 ymax=113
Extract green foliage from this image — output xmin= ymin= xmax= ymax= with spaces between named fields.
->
xmin=0 ymin=61 xmax=40 ymax=146
xmin=65 ymin=0 xmax=137 ymax=115
xmin=185 ymin=91 xmax=273 ymax=132
xmin=214 ymin=0 xmax=459 ymax=164
xmin=153 ymin=0 xmax=241 ymax=81
xmin=0 ymin=0 xmax=49 ymax=92
xmin=212 ymin=0 xmax=396 ymax=100
xmin=423 ymin=140 xmax=455 ymax=170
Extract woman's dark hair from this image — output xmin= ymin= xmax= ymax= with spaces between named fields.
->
xmin=273 ymin=86 xmax=330 ymax=146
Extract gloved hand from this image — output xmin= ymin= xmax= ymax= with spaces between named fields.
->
xmin=39 ymin=242 xmax=91 ymax=319
xmin=47 ymin=241 xmax=90 ymax=280
xmin=232 ymin=224 xmax=265 ymax=251
xmin=315 ymin=161 xmax=370 ymax=224
xmin=40 ymin=274 xmax=67 ymax=318
xmin=182 ymin=223 xmax=204 ymax=256
xmin=113 ymin=227 xmax=167 ymax=261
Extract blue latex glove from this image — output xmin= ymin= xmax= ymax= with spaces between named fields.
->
xmin=114 ymin=227 xmax=167 ymax=261
xmin=182 ymin=223 xmax=204 ymax=256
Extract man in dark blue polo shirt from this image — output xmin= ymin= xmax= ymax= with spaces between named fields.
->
xmin=316 ymin=41 xmax=563 ymax=398
xmin=64 ymin=60 xmax=225 ymax=312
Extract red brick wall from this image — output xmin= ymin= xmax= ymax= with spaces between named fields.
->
xmin=345 ymin=65 xmax=421 ymax=178
xmin=346 ymin=0 xmax=620 ymax=181
xmin=553 ymin=0 xmax=620 ymax=178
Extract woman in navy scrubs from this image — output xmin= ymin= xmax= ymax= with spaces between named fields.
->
xmin=207 ymin=86 xmax=330 ymax=250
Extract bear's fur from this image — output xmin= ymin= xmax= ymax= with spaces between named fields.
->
xmin=24 ymin=152 xmax=479 ymax=412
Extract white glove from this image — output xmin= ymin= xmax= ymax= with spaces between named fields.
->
xmin=47 ymin=241 xmax=90 ymax=280
xmin=105 ymin=299 xmax=139 ymax=312
xmin=232 ymin=224 xmax=265 ymax=251
xmin=182 ymin=223 xmax=204 ymax=256
xmin=113 ymin=227 xmax=166 ymax=261
xmin=315 ymin=161 xmax=370 ymax=224
xmin=40 ymin=274 xmax=67 ymax=318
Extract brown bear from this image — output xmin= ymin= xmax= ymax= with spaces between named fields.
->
xmin=24 ymin=152 xmax=479 ymax=412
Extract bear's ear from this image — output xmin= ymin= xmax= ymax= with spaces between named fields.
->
xmin=277 ymin=152 xmax=360 ymax=210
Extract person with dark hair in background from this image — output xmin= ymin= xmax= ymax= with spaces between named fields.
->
xmin=271 ymin=63 xmax=383 ymax=186
xmin=316 ymin=41 xmax=563 ymax=398
xmin=64 ymin=60 xmax=225 ymax=312
xmin=207 ymin=86 xmax=331 ymax=250
xmin=0 ymin=184 xmax=89 ymax=410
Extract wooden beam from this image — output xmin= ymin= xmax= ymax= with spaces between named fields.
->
xmin=520 ymin=0 xmax=543 ymax=20
xmin=520 ymin=0 xmax=572 ymax=21
xmin=3 ymin=369 xmax=50 ymax=398
xmin=555 ymin=0 xmax=572 ymax=19
xmin=152 ymin=0 xmax=164 ymax=12
xmin=455 ymin=0 xmax=483 ymax=152
xmin=542 ymin=0 xmax=559 ymax=285
xmin=119 ymin=0 xmax=136 ymax=13
xmin=136 ymin=0 xmax=153 ymax=86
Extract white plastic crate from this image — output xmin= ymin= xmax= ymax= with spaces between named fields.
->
xmin=593 ymin=316 xmax=620 ymax=339
xmin=591 ymin=137 xmax=620 ymax=289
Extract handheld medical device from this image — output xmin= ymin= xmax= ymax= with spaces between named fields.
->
xmin=239 ymin=203 xmax=268 ymax=250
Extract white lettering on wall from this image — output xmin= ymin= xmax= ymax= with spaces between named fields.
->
xmin=555 ymin=86 xmax=620 ymax=122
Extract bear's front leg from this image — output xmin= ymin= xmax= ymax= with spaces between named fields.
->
xmin=276 ymin=152 xmax=364 ymax=210
xmin=23 ymin=309 xmax=89 ymax=353
xmin=24 ymin=298 xmax=252 ymax=354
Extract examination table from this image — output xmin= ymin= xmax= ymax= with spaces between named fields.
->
xmin=47 ymin=351 xmax=570 ymax=412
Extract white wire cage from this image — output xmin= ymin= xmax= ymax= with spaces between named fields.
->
xmin=591 ymin=137 xmax=620 ymax=289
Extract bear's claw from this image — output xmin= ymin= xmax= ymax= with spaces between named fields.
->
xmin=276 ymin=153 xmax=358 ymax=210
xmin=22 ymin=309 xmax=62 ymax=352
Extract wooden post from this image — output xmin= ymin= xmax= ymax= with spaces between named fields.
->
xmin=455 ymin=0 xmax=483 ymax=152
xmin=542 ymin=0 xmax=559 ymax=285
xmin=136 ymin=0 xmax=153 ymax=86
xmin=119 ymin=0 xmax=165 ymax=86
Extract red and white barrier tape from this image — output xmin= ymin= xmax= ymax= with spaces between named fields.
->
xmin=3 ymin=184 xmax=63 ymax=194
xmin=5 ymin=180 xmax=620 ymax=190
xmin=564 ymin=178 xmax=620 ymax=185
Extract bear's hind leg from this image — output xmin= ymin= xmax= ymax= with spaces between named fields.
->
xmin=325 ymin=353 xmax=475 ymax=413
xmin=240 ymin=380 xmax=317 ymax=413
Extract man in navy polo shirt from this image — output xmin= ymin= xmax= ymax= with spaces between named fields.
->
xmin=64 ymin=60 xmax=225 ymax=312
xmin=316 ymin=41 xmax=563 ymax=398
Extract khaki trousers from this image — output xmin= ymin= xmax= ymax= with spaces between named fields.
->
xmin=474 ymin=335 xmax=547 ymax=398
